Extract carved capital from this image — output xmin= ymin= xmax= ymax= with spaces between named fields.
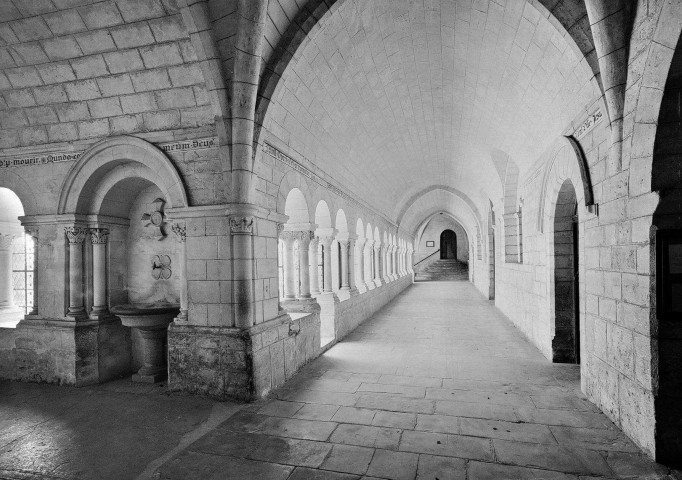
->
xmin=0 ymin=234 xmax=14 ymax=250
xmin=277 ymin=223 xmax=285 ymax=233
xmin=171 ymin=222 xmax=186 ymax=242
xmin=318 ymin=235 xmax=334 ymax=248
xmin=90 ymin=228 xmax=109 ymax=244
xmin=230 ymin=216 xmax=254 ymax=235
xmin=280 ymin=230 xmax=314 ymax=245
xmin=24 ymin=226 xmax=39 ymax=239
xmin=65 ymin=226 xmax=87 ymax=244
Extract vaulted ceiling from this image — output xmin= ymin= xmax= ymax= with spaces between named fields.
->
xmin=260 ymin=0 xmax=601 ymax=222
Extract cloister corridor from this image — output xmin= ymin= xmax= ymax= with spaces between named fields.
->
xmin=0 ymin=278 xmax=675 ymax=480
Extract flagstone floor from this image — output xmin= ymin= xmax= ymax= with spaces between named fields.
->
xmin=0 ymin=280 xmax=678 ymax=480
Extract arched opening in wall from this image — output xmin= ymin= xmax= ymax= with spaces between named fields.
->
xmin=440 ymin=230 xmax=457 ymax=259
xmin=488 ymin=206 xmax=496 ymax=301
xmin=280 ymin=188 xmax=310 ymax=302
xmin=552 ymin=180 xmax=579 ymax=364
xmin=0 ymin=188 xmax=33 ymax=328
xmin=652 ymin=30 xmax=682 ymax=467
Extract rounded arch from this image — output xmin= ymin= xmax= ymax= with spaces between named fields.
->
xmin=314 ymin=200 xmax=332 ymax=229
xmin=0 ymin=188 xmax=26 ymax=225
xmin=58 ymin=136 xmax=188 ymax=215
xmin=284 ymin=188 xmax=310 ymax=224
xmin=550 ymin=179 xmax=580 ymax=364
xmin=365 ymin=223 xmax=373 ymax=242
xmin=537 ymin=136 xmax=592 ymax=233
xmin=254 ymin=0 xmax=600 ymax=151
xmin=355 ymin=218 xmax=365 ymax=238
xmin=395 ymin=185 xmax=483 ymax=233
xmin=335 ymin=209 xmax=348 ymax=234
xmin=0 ymin=171 xmax=38 ymax=216
xmin=277 ymin=171 xmax=314 ymax=220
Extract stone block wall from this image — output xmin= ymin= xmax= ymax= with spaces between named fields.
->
xmin=332 ymin=275 xmax=412 ymax=342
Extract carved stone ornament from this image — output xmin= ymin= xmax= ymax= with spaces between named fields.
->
xmin=152 ymin=254 xmax=172 ymax=280
xmin=0 ymin=234 xmax=14 ymax=250
xmin=141 ymin=198 xmax=167 ymax=239
xmin=90 ymin=228 xmax=109 ymax=244
xmin=24 ymin=226 xmax=39 ymax=239
xmin=65 ymin=226 xmax=87 ymax=244
xmin=230 ymin=216 xmax=254 ymax=235
xmin=279 ymin=230 xmax=314 ymax=243
xmin=171 ymin=222 xmax=186 ymax=242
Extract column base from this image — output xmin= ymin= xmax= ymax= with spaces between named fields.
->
xmin=364 ymin=281 xmax=375 ymax=290
xmin=282 ymin=298 xmax=321 ymax=313
xmin=373 ymin=279 xmax=383 ymax=288
xmin=167 ymin=311 xmax=322 ymax=401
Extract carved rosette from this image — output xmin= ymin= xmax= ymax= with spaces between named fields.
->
xmin=230 ymin=216 xmax=254 ymax=235
xmin=65 ymin=226 xmax=87 ymax=244
xmin=90 ymin=228 xmax=109 ymax=244
xmin=171 ymin=222 xmax=187 ymax=242
xmin=0 ymin=234 xmax=14 ymax=250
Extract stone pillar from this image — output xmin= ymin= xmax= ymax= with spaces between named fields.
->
xmin=90 ymin=229 xmax=109 ymax=317
xmin=392 ymin=246 xmax=398 ymax=279
xmin=65 ymin=226 xmax=88 ymax=320
xmin=355 ymin=238 xmax=366 ymax=293
xmin=338 ymin=238 xmax=350 ymax=292
xmin=171 ymin=222 xmax=188 ymax=323
xmin=321 ymin=236 xmax=334 ymax=293
xmin=0 ymin=234 xmax=15 ymax=311
xmin=296 ymin=231 xmax=313 ymax=299
xmin=26 ymin=227 xmax=38 ymax=315
xmin=279 ymin=231 xmax=297 ymax=300
xmin=373 ymin=243 xmax=383 ymax=287
xmin=382 ymin=245 xmax=390 ymax=283
xmin=309 ymin=237 xmax=321 ymax=296
xmin=363 ymin=241 xmax=375 ymax=290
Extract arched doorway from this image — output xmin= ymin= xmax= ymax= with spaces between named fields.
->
xmin=552 ymin=180 xmax=579 ymax=364
xmin=652 ymin=29 xmax=682 ymax=467
xmin=440 ymin=230 xmax=457 ymax=259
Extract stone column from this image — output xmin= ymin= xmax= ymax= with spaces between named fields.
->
xmin=229 ymin=215 xmax=256 ymax=329
xmin=355 ymin=238 xmax=366 ymax=293
xmin=26 ymin=227 xmax=38 ymax=315
xmin=373 ymin=243 xmax=383 ymax=287
xmin=296 ymin=231 xmax=313 ymax=299
xmin=171 ymin=222 xmax=188 ymax=323
xmin=0 ymin=234 xmax=15 ymax=311
xmin=320 ymin=236 xmax=334 ymax=293
xmin=338 ymin=238 xmax=350 ymax=292
xmin=392 ymin=246 xmax=398 ymax=279
xmin=382 ymin=245 xmax=390 ymax=283
xmin=363 ymin=241 xmax=375 ymax=290
xmin=90 ymin=229 xmax=109 ymax=317
xmin=348 ymin=236 xmax=359 ymax=295
xmin=279 ymin=231 xmax=297 ymax=300
xmin=65 ymin=226 xmax=88 ymax=320
xmin=309 ymin=237 xmax=321 ymax=296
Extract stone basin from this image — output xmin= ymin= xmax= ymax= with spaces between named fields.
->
xmin=111 ymin=303 xmax=179 ymax=383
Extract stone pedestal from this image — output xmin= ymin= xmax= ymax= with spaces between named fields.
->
xmin=133 ymin=328 xmax=168 ymax=383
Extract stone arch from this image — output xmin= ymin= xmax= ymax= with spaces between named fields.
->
xmin=314 ymin=200 xmax=332 ymax=229
xmin=537 ymin=136 xmax=593 ymax=233
xmin=254 ymin=0 xmax=600 ymax=151
xmin=648 ymin=11 xmax=682 ymax=465
xmin=277 ymin=171 xmax=314 ymax=221
xmin=335 ymin=209 xmax=348 ymax=234
xmin=551 ymin=179 xmax=580 ymax=364
xmin=58 ymin=136 xmax=188 ymax=215
xmin=395 ymin=185 xmax=483 ymax=236
xmin=542 ymin=142 xmax=589 ymax=370
xmin=284 ymin=188 xmax=310 ymax=225
xmin=0 ymin=170 xmax=38 ymax=216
